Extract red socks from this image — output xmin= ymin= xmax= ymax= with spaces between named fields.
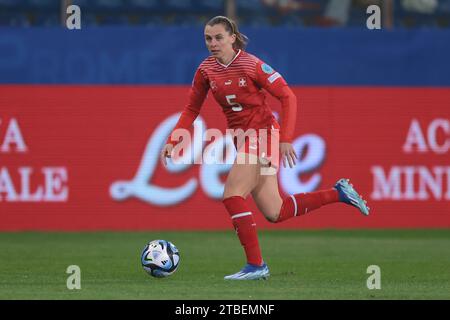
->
xmin=222 ymin=189 xmax=340 ymax=265
xmin=223 ymin=196 xmax=263 ymax=266
xmin=277 ymin=189 xmax=340 ymax=223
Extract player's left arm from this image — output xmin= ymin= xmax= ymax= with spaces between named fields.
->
xmin=255 ymin=61 xmax=298 ymax=168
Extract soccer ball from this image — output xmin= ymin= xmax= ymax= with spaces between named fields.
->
xmin=141 ymin=240 xmax=180 ymax=278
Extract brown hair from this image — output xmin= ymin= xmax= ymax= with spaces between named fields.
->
xmin=206 ymin=16 xmax=249 ymax=50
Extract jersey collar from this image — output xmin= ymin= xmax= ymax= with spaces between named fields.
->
xmin=215 ymin=49 xmax=241 ymax=68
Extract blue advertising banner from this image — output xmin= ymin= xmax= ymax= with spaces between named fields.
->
xmin=0 ymin=26 xmax=449 ymax=85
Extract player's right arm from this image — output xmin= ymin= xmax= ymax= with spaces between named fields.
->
xmin=161 ymin=68 xmax=209 ymax=165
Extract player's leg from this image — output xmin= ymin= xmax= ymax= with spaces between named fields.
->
xmin=252 ymin=175 xmax=370 ymax=223
xmin=222 ymin=153 xmax=269 ymax=280
xmin=250 ymin=174 xmax=283 ymax=222
xmin=223 ymin=153 xmax=261 ymax=200
xmin=252 ymin=119 xmax=370 ymax=221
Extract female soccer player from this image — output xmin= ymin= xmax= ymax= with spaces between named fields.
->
xmin=161 ymin=16 xmax=369 ymax=280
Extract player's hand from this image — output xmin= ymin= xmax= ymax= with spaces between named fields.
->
xmin=280 ymin=142 xmax=297 ymax=168
xmin=160 ymin=143 xmax=174 ymax=166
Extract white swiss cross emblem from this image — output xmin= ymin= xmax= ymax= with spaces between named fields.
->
xmin=239 ymin=77 xmax=247 ymax=87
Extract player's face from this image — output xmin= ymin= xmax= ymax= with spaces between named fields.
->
xmin=204 ymin=24 xmax=236 ymax=59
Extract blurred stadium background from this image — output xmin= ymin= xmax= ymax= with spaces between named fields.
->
xmin=0 ymin=0 xmax=449 ymax=299
xmin=1 ymin=0 xmax=450 ymax=28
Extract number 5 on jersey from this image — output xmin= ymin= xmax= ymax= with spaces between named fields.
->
xmin=225 ymin=94 xmax=243 ymax=112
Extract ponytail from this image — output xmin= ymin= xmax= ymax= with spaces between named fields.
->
xmin=206 ymin=16 xmax=249 ymax=50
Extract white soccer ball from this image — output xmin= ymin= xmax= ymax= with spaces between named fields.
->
xmin=141 ymin=240 xmax=180 ymax=278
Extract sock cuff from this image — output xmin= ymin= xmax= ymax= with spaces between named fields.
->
xmin=276 ymin=195 xmax=296 ymax=223
xmin=290 ymin=195 xmax=298 ymax=216
xmin=222 ymin=195 xmax=245 ymax=205
xmin=223 ymin=195 xmax=249 ymax=218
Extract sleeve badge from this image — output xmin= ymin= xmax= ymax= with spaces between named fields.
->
xmin=261 ymin=63 xmax=274 ymax=74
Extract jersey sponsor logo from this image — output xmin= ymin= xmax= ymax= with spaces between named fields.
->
xmin=225 ymin=80 xmax=232 ymax=85
xmin=268 ymin=72 xmax=281 ymax=84
xmin=261 ymin=63 xmax=274 ymax=74
xmin=239 ymin=78 xmax=247 ymax=87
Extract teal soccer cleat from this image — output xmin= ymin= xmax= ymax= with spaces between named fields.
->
xmin=224 ymin=263 xmax=270 ymax=280
xmin=334 ymin=178 xmax=370 ymax=216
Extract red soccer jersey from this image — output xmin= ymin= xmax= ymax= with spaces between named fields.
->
xmin=168 ymin=50 xmax=297 ymax=144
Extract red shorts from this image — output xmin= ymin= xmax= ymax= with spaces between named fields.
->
xmin=231 ymin=120 xmax=280 ymax=172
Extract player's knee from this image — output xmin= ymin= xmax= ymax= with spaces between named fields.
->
xmin=223 ymin=178 xmax=255 ymax=200
xmin=223 ymin=180 xmax=241 ymax=199
xmin=222 ymin=187 xmax=247 ymax=200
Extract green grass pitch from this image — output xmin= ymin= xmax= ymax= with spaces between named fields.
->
xmin=0 ymin=230 xmax=449 ymax=299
